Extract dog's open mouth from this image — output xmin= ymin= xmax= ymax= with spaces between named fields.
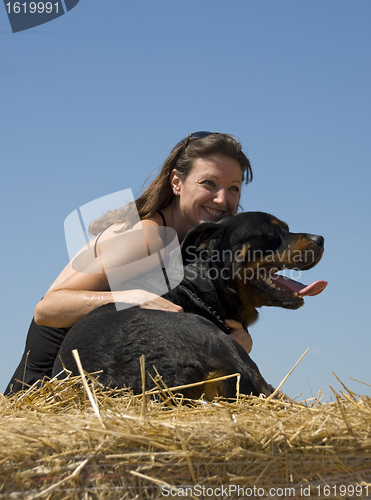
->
xmin=268 ymin=273 xmax=327 ymax=297
xmin=252 ymin=268 xmax=328 ymax=308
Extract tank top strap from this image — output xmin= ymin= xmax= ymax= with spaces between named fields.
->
xmin=157 ymin=210 xmax=167 ymax=227
xmin=94 ymin=224 xmax=114 ymax=258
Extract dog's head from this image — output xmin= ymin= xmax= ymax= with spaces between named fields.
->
xmin=181 ymin=212 xmax=327 ymax=325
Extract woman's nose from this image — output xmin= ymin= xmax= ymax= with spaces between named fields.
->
xmin=214 ymin=189 xmax=227 ymax=205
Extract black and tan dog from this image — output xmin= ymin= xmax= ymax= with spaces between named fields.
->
xmin=53 ymin=212 xmax=326 ymax=399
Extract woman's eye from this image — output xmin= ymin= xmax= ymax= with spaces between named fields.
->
xmin=201 ymin=180 xmax=215 ymax=186
xmin=229 ymin=186 xmax=240 ymax=193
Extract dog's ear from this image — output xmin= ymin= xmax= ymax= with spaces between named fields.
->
xmin=181 ymin=222 xmax=227 ymax=265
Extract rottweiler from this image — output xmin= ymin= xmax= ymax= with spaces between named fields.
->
xmin=53 ymin=212 xmax=326 ymax=400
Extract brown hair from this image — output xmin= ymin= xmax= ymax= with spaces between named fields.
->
xmin=89 ymin=132 xmax=253 ymax=235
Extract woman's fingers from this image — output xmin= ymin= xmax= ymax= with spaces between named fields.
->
xmin=224 ymin=319 xmax=244 ymax=330
xmin=225 ymin=319 xmax=253 ymax=354
xmin=139 ymin=296 xmax=183 ymax=313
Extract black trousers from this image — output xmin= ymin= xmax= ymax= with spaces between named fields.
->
xmin=5 ymin=319 xmax=69 ymax=395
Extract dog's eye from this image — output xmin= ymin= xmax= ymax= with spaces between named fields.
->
xmin=267 ymin=229 xmax=279 ymax=237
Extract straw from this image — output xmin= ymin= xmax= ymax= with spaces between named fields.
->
xmin=264 ymin=347 xmax=310 ymax=403
xmin=72 ymin=349 xmax=105 ymax=428
xmin=1 ymin=370 xmax=371 ymax=499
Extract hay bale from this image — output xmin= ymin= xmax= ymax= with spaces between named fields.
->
xmin=1 ymin=373 xmax=371 ymax=499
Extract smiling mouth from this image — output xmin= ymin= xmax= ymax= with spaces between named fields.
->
xmin=202 ymin=206 xmax=226 ymax=218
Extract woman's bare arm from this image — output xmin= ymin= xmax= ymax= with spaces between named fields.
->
xmin=35 ymin=288 xmax=182 ymax=328
xmin=34 ymin=220 xmax=183 ymax=327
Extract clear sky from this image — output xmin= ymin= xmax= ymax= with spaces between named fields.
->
xmin=1 ymin=1 xmax=370 ymax=401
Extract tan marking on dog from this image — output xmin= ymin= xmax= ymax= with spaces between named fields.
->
xmin=184 ymin=370 xmax=228 ymax=400
xmin=234 ymin=278 xmax=260 ymax=326
xmin=196 ymin=243 xmax=207 ymax=252
xmin=289 ymin=237 xmax=313 ymax=252
xmin=236 ymin=244 xmax=250 ymax=262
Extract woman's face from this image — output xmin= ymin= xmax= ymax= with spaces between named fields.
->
xmin=171 ymin=155 xmax=243 ymax=233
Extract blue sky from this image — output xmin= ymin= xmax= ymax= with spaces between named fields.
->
xmin=1 ymin=1 xmax=370 ymax=401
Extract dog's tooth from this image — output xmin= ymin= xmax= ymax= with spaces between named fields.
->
xmin=271 ymin=283 xmax=276 ymax=288
xmin=266 ymin=278 xmax=273 ymax=285
xmin=293 ymin=292 xmax=299 ymax=297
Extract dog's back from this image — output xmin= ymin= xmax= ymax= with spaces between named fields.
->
xmin=54 ymin=303 xmax=273 ymax=399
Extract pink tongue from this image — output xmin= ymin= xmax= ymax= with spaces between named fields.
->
xmin=271 ymin=275 xmax=328 ymax=297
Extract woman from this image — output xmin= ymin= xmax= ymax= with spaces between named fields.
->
xmin=5 ymin=131 xmax=254 ymax=395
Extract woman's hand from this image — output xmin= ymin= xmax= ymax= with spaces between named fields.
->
xmin=114 ymin=289 xmax=183 ymax=313
xmin=137 ymin=293 xmax=183 ymax=313
xmin=225 ymin=319 xmax=253 ymax=354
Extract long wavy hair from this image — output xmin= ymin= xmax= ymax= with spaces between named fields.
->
xmin=89 ymin=132 xmax=253 ymax=235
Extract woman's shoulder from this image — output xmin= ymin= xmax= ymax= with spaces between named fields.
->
xmin=132 ymin=213 xmax=165 ymax=231
xmin=94 ymin=215 xmax=166 ymax=250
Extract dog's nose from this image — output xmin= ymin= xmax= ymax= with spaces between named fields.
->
xmin=308 ymin=234 xmax=324 ymax=247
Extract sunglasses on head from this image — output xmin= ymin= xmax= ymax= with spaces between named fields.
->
xmin=183 ymin=131 xmax=216 ymax=149
xmin=189 ymin=131 xmax=214 ymax=139
xmin=171 ymin=131 xmax=216 ymax=154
